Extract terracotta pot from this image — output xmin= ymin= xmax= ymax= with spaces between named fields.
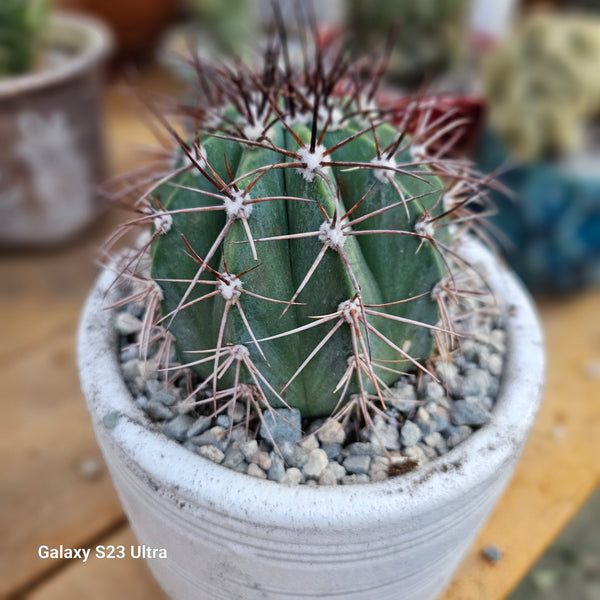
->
xmin=0 ymin=12 xmax=112 ymax=247
xmin=78 ymin=239 xmax=545 ymax=600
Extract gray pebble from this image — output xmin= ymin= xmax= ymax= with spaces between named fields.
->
xmin=318 ymin=462 xmax=346 ymax=485
xmin=347 ymin=442 xmax=386 ymax=457
xmin=483 ymin=352 xmax=503 ymax=378
xmin=461 ymin=368 xmax=492 ymax=397
xmin=435 ymin=361 xmax=461 ymax=394
xmin=222 ymin=444 xmax=246 ymax=469
xmin=150 ymin=389 xmax=178 ymax=407
xmin=424 ymin=432 xmax=448 ymax=454
xmin=163 ymin=414 xmax=195 ymax=441
xmin=191 ymin=426 xmax=227 ymax=448
xmin=419 ymin=443 xmax=438 ymax=460
xmin=281 ymin=467 xmax=303 ymax=485
xmin=343 ymin=454 xmax=372 ymax=475
xmin=481 ymin=544 xmax=503 ymax=563
xmin=400 ymin=420 xmax=422 ymax=447
xmin=390 ymin=382 xmax=419 ymax=413
xmin=302 ymin=449 xmax=329 ymax=479
xmin=317 ymin=420 xmax=346 ymax=444
xmin=268 ymin=453 xmax=286 ymax=482
xmin=216 ymin=415 xmax=231 ymax=429
xmin=278 ymin=440 xmax=309 ymax=468
xmin=239 ymin=439 xmax=259 ymax=462
xmin=299 ymin=434 xmax=319 ymax=452
xmin=446 ymin=425 xmax=473 ymax=448
xmin=229 ymin=403 xmax=246 ymax=424
xmin=145 ymin=400 xmax=175 ymax=421
xmin=321 ymin=442 xmax=343 ymax=461
xmin=247 ymin=463 xmax=267 ymax=479
xmin=369 ymin=414 xmax=400 ymax=450
xmin=424 ymin=381 xmax=445 ymax=402
xmin=198 ymin=445 xmax=225 ymax=464
xmin=120 ymin=346 xmax=138 ymax=362
xmin=415 ymin=408 xmax=437 ymax=436
xmin=260 ymin=408 xmax=302 ymax=443
xmin=451 ymin=398 xmax=492 ymax=426
xmin=187 ymin=415 xmax=213 ymax=438
xmin=103 ymin=411 xmax=120 ymax=430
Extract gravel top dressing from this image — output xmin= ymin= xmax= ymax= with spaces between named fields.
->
xmin=114 ymin=281 xmax=506 ymax=486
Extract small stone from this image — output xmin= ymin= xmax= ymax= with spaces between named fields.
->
xmin=484 ymin=353 xmax=503 ymax=378
xmin=400 ymin=420 xmax=422 ymax=447
xmin=370 ymin=470 xmax=388 ymax=482
xmin=228 ymin=402 xmax=246 ymax=423
xmin=150 ymin=389 xmax=178 ymax=407
xmin=145 ymin=400 xmax=175 ymax=421
xmin=490 ymin=329 xmax=506 ymax=353
xmin=371 ymin=455 xmax=391 ymax=472
xmin=446 ymin=425 xmax=473 ymax=448
xmin=223 ymin=444 xmax=246 ymax=469
xmin=78 ymin=458 xmax=103 ymax=480
xmin=425 ymin=403 xmax=451 ymax=433
xmin=302 ymin=449 xmax=329 ymax=479
xmin=239 ymin=439 xmax=259 ymax=462
xmin=299 ymin=434 xmax=319 ymax=452
xmin=424 ymin=381 xmax=445 ymax=402
xmin=317 ymin=420 xmax=346 ymax=444
xmin=368 ymin=414 xmax=400 ymax=450
xmin=403 ymin=445 xmax=429 ymax=465
xmin=451 ymin=398 xmax=492 ymax=426
xmin=347 ymin=442 xmax=386 ymax=457
xmin=102 ymin=412 xmax=120 ymax=430
xmin=260 ymin=408 xmax=302 ymax=443
xmin=390 ymin=382 xmax=419 ymax=413
xmin=424 ymin=432 xmax=448 ymax=454
xmin=459 ymin=339 xmax=479 ymax=362
xmin=343 ymin=454 xmax=372 ymax=475
xmin=162 ymin=414 xmax=195 ymax=442
xmin=415 ymin=408 xmax=437 ymax=436
xmin=120 ymin=346 xmax=138 ymax=362
xmin=321 ymin=442 xmax=342 ymax=461
xmin=268 ymin=453 xmax=286 ymax=482
xmin=435 ymin=361 xmax=461 ymax=394
xmin=198 ymin=445 xmax=225 ymax=464
xmin=419 ymin=442 xmax=438 ymax=460
xmin=187 ymin=415 xmax=213 ymax=438
xmin=216 ymin=415 xmax=231 ymax=429
xmin=318 ymin=462 xmax=346 ymax=486
xmin=122 ymin=359 xmax=143 ymax=382
xmin=281 ymin=467 xmax=303 ymax=485
xmin=247 ymin=463 xmax=267 ymax=479
xmin=252 ymin=450 xmax=272 ymax=472
xmin=191 ymin=426 xmax=227 ymax=447
xmin=134 ymin=394 xmax=148 ymax=409
xmin=115 ymin=312 xmax=143 ymax=335
xmin=481 ymin=545 xmax=503 ymax=563
xmin=278 ymin=440 xmax=309 ymax=468
xmin=461 ymin=368 xmax=492 ymax=397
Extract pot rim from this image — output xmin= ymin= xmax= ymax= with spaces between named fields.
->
xmin=0 ymin=11 xmax=113 ymax=99
xmin=78 ymin=239 xmax=545 ymax=530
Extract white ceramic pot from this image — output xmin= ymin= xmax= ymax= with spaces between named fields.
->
xmin=0 ymin=12 xmax=112 ymax=247
xmin=78 ymin=241 xmax=545 ymax=600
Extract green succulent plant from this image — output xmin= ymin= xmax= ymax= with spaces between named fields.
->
xmin=109 ymin=28 xmax=485 ymax=426
xmin=0 ymin=0 xmax=49 ymax=77
xmin=484 ymin=11 xmax=600 ymax=161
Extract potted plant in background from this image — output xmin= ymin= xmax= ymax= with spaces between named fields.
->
xmin=78 ymin=19 xmax=545 ymax=600
xmin=0 ymin=0 xmax=112 ymax=247
xmin=477 ymin=9 xmax=600 ymax=293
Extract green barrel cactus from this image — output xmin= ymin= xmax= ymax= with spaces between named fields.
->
xmin=111 ymin=28 xmax=482 ymax=424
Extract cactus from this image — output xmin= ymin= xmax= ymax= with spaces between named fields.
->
xmin=484 ymin=11 xmax=600 ymax=161
xmin=108 ymin=25 xmax=486 ymax=426
xmin=0 ymin=0 xmax=49 ymax=77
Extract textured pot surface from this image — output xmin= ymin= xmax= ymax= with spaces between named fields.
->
xmin=78 ymin=241 xmax=545 ymax=600
xmin=0 ymin=12 xmax=112 ymax=247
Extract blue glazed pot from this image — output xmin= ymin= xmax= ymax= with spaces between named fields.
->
xmin=476 ymin=128 xmax=600 ymax=293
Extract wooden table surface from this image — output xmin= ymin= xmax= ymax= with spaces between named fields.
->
xmin=1 ymin=66 xmax=599 ymax=600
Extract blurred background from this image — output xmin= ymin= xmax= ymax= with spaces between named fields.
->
xmin=0 ymin=0 xmax=598 ymax=598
